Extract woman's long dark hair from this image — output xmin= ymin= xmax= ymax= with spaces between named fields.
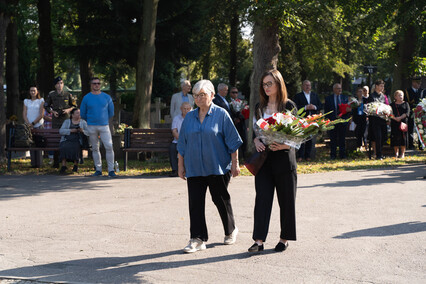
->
xmin=257 ymin=69 xmax=288 ymax=119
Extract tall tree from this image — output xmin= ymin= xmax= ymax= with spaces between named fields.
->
xmin=133 ymin=0 xmax=159 ymax=128
xmin=229 ymin=7 xmax=239 ymax=87
xmin=37 ymin=0 xmax=54 ymax=98
xmin=0 ymin=0 xmax=13 ymax=160
xmin=6 ymin=18 xmax=19 ymax=118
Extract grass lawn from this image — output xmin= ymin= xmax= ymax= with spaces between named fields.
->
xmin=1 ymin=144 xmax=425 ymax=176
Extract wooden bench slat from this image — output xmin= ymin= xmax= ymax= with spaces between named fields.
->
xmin=123 ymin=128 xmax=174 ymax=171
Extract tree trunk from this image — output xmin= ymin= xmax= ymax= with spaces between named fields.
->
xmin=133 ymin=0 xmax=159 ymax=128
xmin=202 ymin=41 xmax=211 ymax=79
xmin=79 ymin=56 xmax=93 ymax=101
xmin=37 ymin=0 xmax=54 ymax=98
xmin=247 ymin=21 xmax=280 ymax=153
xmin=392 ymin=24 xmax=417 ymax=93
xmin=6 ymin=20 xmax=19 ymax=119
xmin=229 ymin=10 xmax=239 ymax=87
xmin=0 ymin=6 xmax=11 ymax=160
xmin=342 ymin=37 xmax=352 ymax=92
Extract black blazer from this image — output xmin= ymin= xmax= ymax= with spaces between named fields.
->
xmin=293 ymin=91 xmax=322 ymax=116
xmin=212 ymin=95 xmax=231 ymax=116
xmin=324 ymin=94 xmax=349 ymax=121
xmin=254 ymin=100 xmax=297 ymax=172
xmin=405 ymin=87 xmax=423 ymax=108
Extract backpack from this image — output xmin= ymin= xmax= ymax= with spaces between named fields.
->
xmin=12 ymin=124 xmax=34 ymax=147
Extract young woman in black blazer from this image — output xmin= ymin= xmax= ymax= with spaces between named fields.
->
xmin=249 ymin=69 xmax=297 ymax=253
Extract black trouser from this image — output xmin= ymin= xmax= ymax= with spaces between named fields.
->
xmin=369 ymin=116 xmax=387 ymax=158
xmin=329 ymin=122 xmax=347 ymax=159
xmin=355 ymin=119 xmax=367 ymax=148
xmin=187 ymin=172 xmax=235 ymax=242
xmin=253 ymin=160 xmax=297 ymax=242
xmin=297 ymin=139 xmax=313 ymax=159
xmin=407 ymin=116 xmax=414 ymax=149
xmin=169 ymin=143 xmax=178 ymax=171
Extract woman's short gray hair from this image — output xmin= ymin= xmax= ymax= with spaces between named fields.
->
xmin=192 ymin=80 xmax=215 ymax=95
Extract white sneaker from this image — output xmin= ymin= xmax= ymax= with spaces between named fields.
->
xmin=224 ymin=227 xmax=238 ymax=245
xmin=183 ymin=238 xmax=206 ymax=253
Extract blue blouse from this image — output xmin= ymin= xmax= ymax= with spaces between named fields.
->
xmin=177 ymin=103 xmax=243 ymax=178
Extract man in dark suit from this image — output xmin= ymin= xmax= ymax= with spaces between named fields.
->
xmin=324 ymin=83 xmax=350 ymax=159
xmin=404 ymin=78 xmax=423 ymax=149
xmin=293 ymin=80 xmax=322 ymax=161
xmin=212 ymin=83 xmax=231 ymax=115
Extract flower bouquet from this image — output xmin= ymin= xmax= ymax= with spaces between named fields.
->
xmin=364 ymin=102 xmax=393 ymax=120
xmin=348 ymin=97 xmax=360 ymax=110
xmin=230 ymin=98 xmax=247 ymax=112
xmin=338 ymin=103 xmax=351 ymax=117
xmin=116 ymin=123 xmax=133 ymax=134
xmin=241 ymin=105 xmax=250 ymax=120
xmin=413 ymin=98 xmax=426 ymax=148
xmin=255 ymin=109 xmax=348 ymax=149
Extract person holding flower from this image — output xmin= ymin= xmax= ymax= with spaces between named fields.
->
xmin=352 ymin=87 xmax=368 ymax=149
xmin=177 ymin=79 xmax=242 ymax=253
xmin=248 ymin=69 xmax=297 ymax=253
xmin=324 ymin=83 xmax=350 ymax=159
xmin=229 ymin=87 xmax=247 ymax=159
xmin=390 ymin=90 xmax=410 ymax=158
xmin=367 ymin=79 xmax=388 ymax=160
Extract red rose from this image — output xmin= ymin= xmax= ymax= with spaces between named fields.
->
xmin=265 ymin=117 xmax=276 ymax=125
xmin=241 ymin=107 xmax=250 ymax=119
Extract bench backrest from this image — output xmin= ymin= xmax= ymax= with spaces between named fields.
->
xmin=32 ymin=129 xmax=62 ymax=148
xmin=124 ymin=128 xmax=173 ymax=151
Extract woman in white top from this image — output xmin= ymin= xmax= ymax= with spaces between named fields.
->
xmin=22 ymin=86 xmax=44 ymax=167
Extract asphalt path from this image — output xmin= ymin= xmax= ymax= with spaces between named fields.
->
xmin=0 ymin=164 xmax=425 ymax=283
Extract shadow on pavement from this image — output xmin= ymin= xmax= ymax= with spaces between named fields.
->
xmin=0 ymin=176 xmax=112 ymax=200
xmin=299 ymin=164 xmax=425 ymax=189
xmin=0 ymin=249 xmax=255 ymax=283
xmin=334 ymin=221 xmax=426 ymax=239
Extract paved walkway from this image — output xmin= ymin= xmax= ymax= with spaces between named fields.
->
xmin=0 ymin=164 xmax=425 ymax=283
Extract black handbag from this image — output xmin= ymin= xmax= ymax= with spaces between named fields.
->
xmin=244 ymin=149 xmax=268 ymax=176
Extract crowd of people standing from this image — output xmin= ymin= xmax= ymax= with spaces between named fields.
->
xmin=22 ymin=76 xmax=117 ymax=177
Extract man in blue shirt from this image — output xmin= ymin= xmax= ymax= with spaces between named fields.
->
xmin=80 ymin=77 xmax=116 ymax=177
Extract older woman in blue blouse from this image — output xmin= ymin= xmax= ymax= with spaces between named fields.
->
xmin=177 ymin=79 xmax=243 ymax=253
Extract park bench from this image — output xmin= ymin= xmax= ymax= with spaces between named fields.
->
xmin=122 ymin=128 xmax=173 ymax=171
xmin=6 ymin=128 xmax=89 ymax=171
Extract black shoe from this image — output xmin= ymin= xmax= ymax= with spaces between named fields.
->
xmin=72 ymin=165 xmax=78 ymax=172
xmin=274 ymin=241 xmax=289 ymax=252
xmin=59 ymin=166 xmax=67 ymax=174
xmin=248 ymin=243 xmax=264 ymax=252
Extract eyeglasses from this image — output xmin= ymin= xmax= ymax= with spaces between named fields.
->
xmin=231 ymin=91 xmax=238 ymax=94
xmin=193 ymin=92 xmax=208 ymax=99
xmin=92 ymin=82 xmax=101 ymax=85
xmin=262 ymin=81 xmax=274 ymax=88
